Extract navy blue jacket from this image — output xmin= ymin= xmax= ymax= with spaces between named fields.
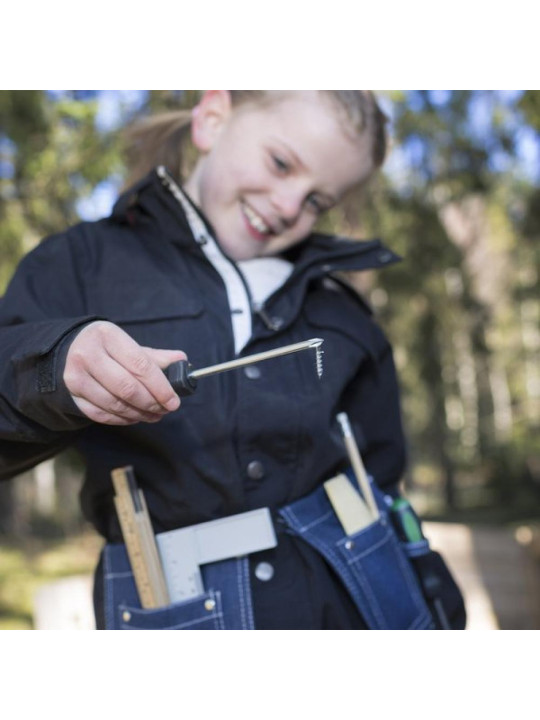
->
xmin=0 ymin=169 xmax=406 ymax=628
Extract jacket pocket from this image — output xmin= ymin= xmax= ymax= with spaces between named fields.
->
xmin=118 ymin=591 xmax=224 ymax=630
xmin=110 ymin=301 xmax=209 ymax=373
xmin=87 ymin=272 xmax=206 ymax=357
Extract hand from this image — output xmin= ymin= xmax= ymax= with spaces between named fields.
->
xmin=63 ymin=321 xmax=186 ymax=425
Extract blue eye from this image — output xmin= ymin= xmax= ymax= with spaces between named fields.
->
xmin=272 ymin=155 xmax=289 ymax=173
xmin=306 ymin=195 xmax=323 ymax=213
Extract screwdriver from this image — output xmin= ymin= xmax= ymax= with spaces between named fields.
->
xmin=164 ymin=338 xmax=324 ymax=396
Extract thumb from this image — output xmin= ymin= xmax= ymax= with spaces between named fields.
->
xmin=143 ymin=347 xmax=188 ymax=370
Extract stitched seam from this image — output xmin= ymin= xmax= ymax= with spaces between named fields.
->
xmin=341 ymin=531 xmax=390 ymax=562
xmin=103 ymin=549 xmax=115 ymax=630
xmin=285 ymin=506 xmax=335 ymax=533
xmin=214 ymin=591 xmax=226 ymax=630
xmin=236 ymin=557 xmax=247 ymax=629
xmin=104 ymin=571 xmax=132 ymax=580
xmin=121 ymin=611 xmax=224 ymax=630
xmin=409 ymin=611 xmax=434 ymax=630
xmin=345 ymin=554 xmax=387 ymax=628
xmin=243 ymin=557 xmax=256 ymax=629
xmin=120 ymin=590 xmax=224 ymax=630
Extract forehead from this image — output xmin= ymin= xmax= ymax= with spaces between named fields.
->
xmin=233 ymin=92 xmax=372 ymax=193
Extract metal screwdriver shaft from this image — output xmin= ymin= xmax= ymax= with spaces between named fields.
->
xmin=165 ymin=338 xmax=324 ymax=396
xmin=191 ymin=338 xmax=324 ymax=379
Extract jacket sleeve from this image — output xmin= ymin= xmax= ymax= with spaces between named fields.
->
xmin=0 ymin=229 xmax=103 ymax=481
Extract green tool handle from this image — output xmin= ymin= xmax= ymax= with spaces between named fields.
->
xmin=390 ymin=498 xmax=424 ymax=543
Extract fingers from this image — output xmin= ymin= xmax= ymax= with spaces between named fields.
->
xmin=100 ymin=328 xmax=185 ymax=409
xmin=64 ymin=321 xmax=187 ymax=426
xmin=71 ymin=396 xmax=165 ymax=426
xmin=92 ymin=346 xmax=177 ymax=413
xmin=69 ymin=373 xmax=168 ymax=425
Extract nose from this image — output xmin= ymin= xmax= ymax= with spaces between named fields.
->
xmin=271 ymin=186 xmax=304 ymax=228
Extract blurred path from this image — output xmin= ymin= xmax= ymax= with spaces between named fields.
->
xmin=424 ymin=522 xmax=540 ymax=630
xmin=31 ymin=522 xmax=540 ymax=630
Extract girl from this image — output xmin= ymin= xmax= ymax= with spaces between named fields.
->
xmin=0 ymin=91 xmax=465 ymax=629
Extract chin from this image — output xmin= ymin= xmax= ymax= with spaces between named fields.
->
xmin=260 ymin=239 xmax=293 ymax=257
xmin=221 ymin=242 xmax=258 ymax=262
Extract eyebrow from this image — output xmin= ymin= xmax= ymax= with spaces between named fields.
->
xmin=270 ymin=136 xmax=305 ymax=169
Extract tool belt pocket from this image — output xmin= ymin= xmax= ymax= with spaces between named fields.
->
xmin=102 ymin=544 xmax=252 ymax=630
xmin=278 ymin=483 xmax=435 ymax=630
xmin=335 ymin=520 xmax=434 ymax=629
xmin=116 ymin=592 xmax=224 ymax=630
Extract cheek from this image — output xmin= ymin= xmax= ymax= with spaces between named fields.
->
xmin=294 ymin=212 xmax=318 ymax=238
xmin=266 ymin=216 xmax=318 ymax=254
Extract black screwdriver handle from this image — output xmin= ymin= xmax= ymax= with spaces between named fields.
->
xmin=164 ymin=360 xmax=198 ymax=397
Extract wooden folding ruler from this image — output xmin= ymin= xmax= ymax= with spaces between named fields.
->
xmin=111 ymin=466 xmax=170 ymax=609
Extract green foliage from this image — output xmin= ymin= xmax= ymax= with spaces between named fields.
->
xmin=0 ymin=531 xmax=101 ymax=629
xmin=358 ymin=91 xmax=540 ymax=513
xmin=0 ymin=90 xmax=123 ymax=291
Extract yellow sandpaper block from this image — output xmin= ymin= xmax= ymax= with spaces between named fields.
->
xmin=324 ymin=473 xmax=374 ymax=535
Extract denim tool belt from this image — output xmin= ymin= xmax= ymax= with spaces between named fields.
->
xmin=103 ymin=477 xmax=436 ymax=629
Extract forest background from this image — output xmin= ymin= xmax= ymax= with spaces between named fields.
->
xmin=0 ymin=90 xmax=539 ymax=626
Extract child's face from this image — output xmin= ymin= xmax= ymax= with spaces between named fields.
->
xmin=185 ymin=91 xmax=373 ymax=262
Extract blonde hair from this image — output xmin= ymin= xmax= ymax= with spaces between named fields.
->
xmin=123 ymin=90 xmax=388 ymax=188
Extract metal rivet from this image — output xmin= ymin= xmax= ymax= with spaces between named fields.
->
xmin=345 ymin=540 xmax=354 ymax=550
xmin=122 ymin=611 xmax=131 ymax=622
xmin=247 ymin=460 xmax=265 ymax=480
xmin=244 ymin=365 xmax=261 ymax=380
xmin=254 ymin=562 xmax=275 ymax=582
xmin=204 ymin=599 xmax=216 ymax=612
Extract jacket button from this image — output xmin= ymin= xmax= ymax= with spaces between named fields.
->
xmin=254 ymin=562 xmax=274 ymax=582
xmin=244 ymin=365 xmax=261 ymax=379
xmin=247 ymin=460 xmax=265 ymax=480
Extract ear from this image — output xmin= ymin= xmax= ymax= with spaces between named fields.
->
xmin=191 ymin=91 xmax=232 ymax=152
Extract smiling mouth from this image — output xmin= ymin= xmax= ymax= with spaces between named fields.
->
xmin=241 ymin=202 xmax=273 ymax=238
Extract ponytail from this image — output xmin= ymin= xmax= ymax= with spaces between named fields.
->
xmin=122 ymin=109 xmax=193 ymax=188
